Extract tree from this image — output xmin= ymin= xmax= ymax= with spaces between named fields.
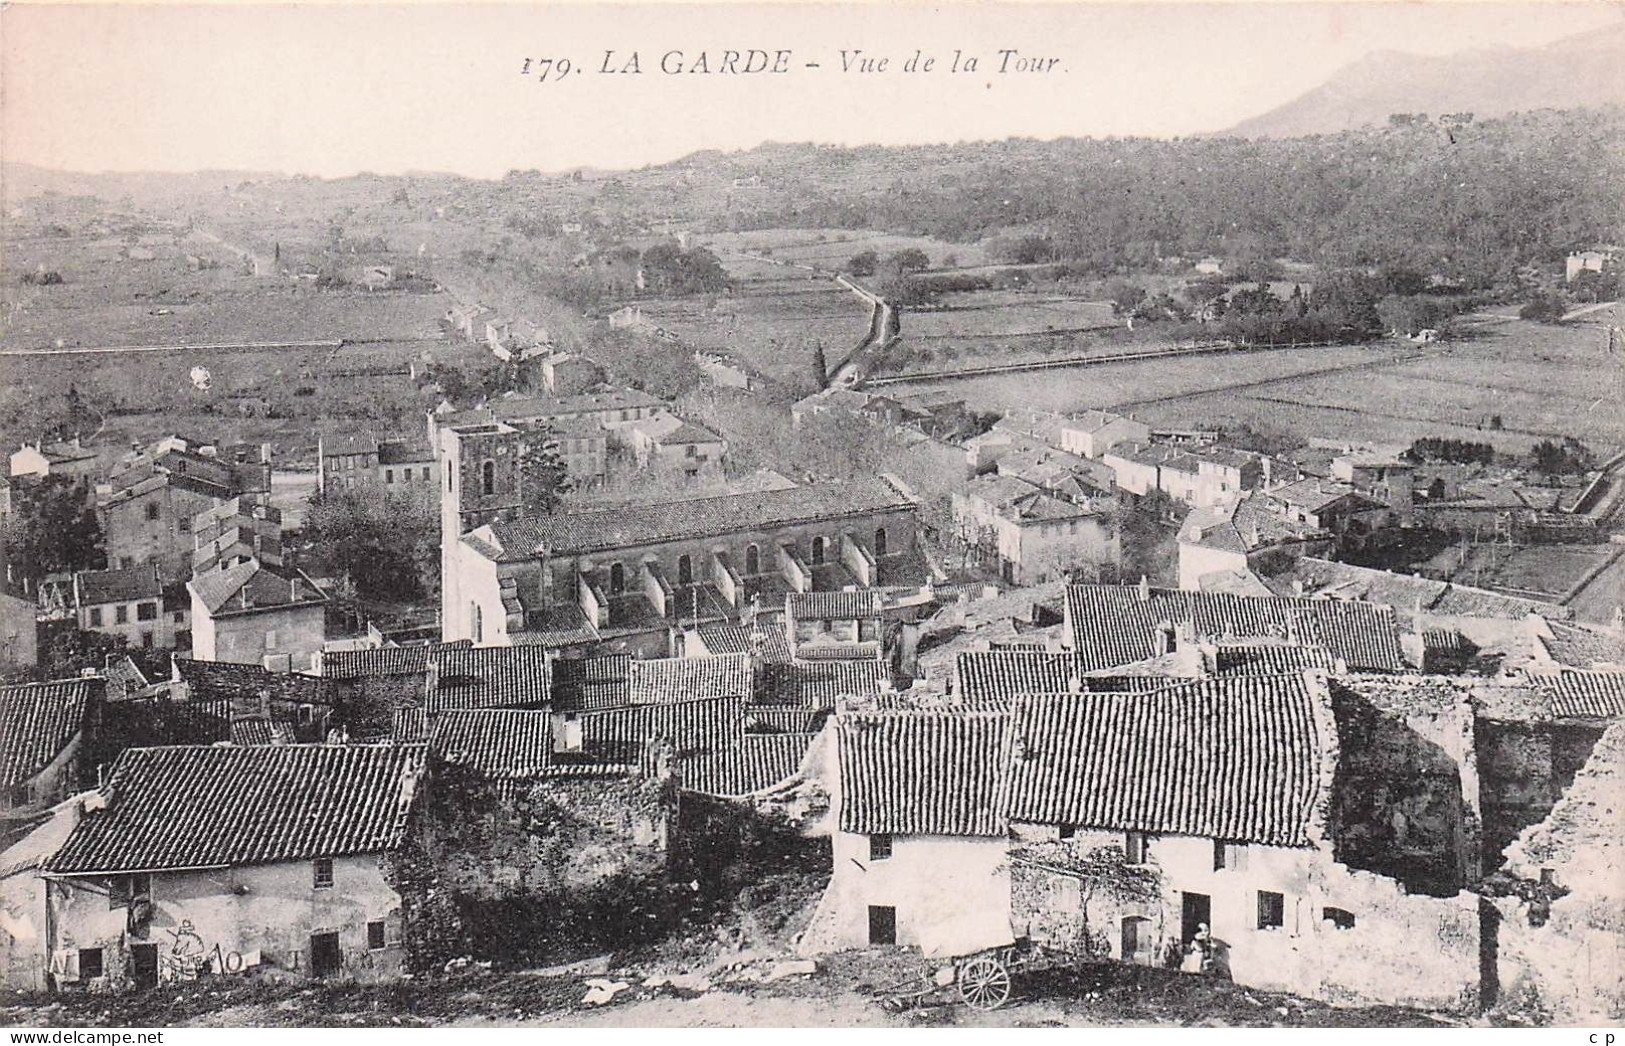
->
xmin=846 ymin=250 xmax=878 ymax=277
xmin=885 ymin=248 xmax=930 ymax=274
xmin=812 ymin=341 xmax=829 ymax=388
xmin=516 ymin=424 xmax=571 ymax=516
xmin=1107 ymin=280 xmax=1147 ymax=319
xmin=301 ymin=487 xmax=436 ymax=605
xmin=1519 ymin=292 xmax=1568 ymax=324
xmin=37 ymin=623 xmax=126 ymax=680
xmin=2 ymin=475 xmax=105 ymax=581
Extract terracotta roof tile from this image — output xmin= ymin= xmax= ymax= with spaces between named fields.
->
xmin=0 ymin=679 xmax=98 ymax=791
xmin=837 ymin=710 xmax=1009 ymax=837
xmin=954 ymin=650 xmax=1078 ymax=704
xmin=1001 ymin=674 xmax=1330 ymax=846
xmin=787 ymin=589 xmax=886 ymax=621
xmin=764 ymin=659 xmax=890 ymax=707
xmin=430 ymin=709 xmax=555 ymax=778
xmin=47 ymin=744 xmax=426 ymax=874
xmin=1523 ymin=670 xmax=1625 ymax=719
xmin=322 ymin=641 xmax=473 ymax=679
xmin=578 ymin=696 xmax=743 ymax=761
xmin=673 ymin=733 xmax=815 ymax=797
xmin=628 ymin=654 xmax=754 ymax=705
xmin=551 ymin=654 xmax=632 ymax=711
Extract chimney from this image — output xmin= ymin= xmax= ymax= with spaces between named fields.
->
xmin=424 ymin=658 xmax=441 ymax=702
xmin=1137 ymin=574 xmax=1151 ymax=602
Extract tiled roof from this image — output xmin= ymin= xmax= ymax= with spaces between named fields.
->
xmin=75 ymin=564 xmax=162 ymax=606
xmin=1001 ymin=675 xmax=1330 ymax=846
xmin=47 ymin=744 xmax=426 ymax=874
xmin=954 ymin=650 xmax=1078 ymax=704
xmin=376 ymin=438 xmax=434 ymax=465
xmin=787 ymin=589 xmax=885 ymax=621
xmin=1523 ymin=670 xmax=1625 ymax=719
xmin=173 ymin=658 xmax=334 ymax=707
xmin=188 ymin=561 xmax=326 ymax=616
xmin=321 ymin=641 xmax=474 ymax=679
xmin=578 ymin=696 xmax=744 ymax=761
xmin=694 ymin=624 xmax=792 ymax=663
xmin=321 ymin=432 xmax=379 ymax=457
xmin=795 ymin=643 xmax=882 ymax=661
xmin=1274 ymin=558 xmax=1567 ymax=620
xmin=673 ymin=733 xmax=815 ymax=797
xmin=230 ymin=718 xmax=276 ymax=746
xmin=1211 ymin=643 xmax=1338 ymax=676
xmin=837 ymin=710 xmax=1009 ymax=836
xmin=430 ymin=709 xmax=555 ymax=778
xmin=552 ymin=654 xmax=632 ymax=711
xmin=426 ymin=646 xmax=552 ymax=711
xmin=744 ymin=706 xmax=830 ymax=733
xmin=764 ymin=660 xmax=890 ymax=707
xmin=1063 ymin=585 xmax=1406 ymax=673
xmin=477 ymin=477 xmax=913 ymax=560
xmin=0 ymin=679 xmax=97 ymax=790
xmin=1180 ymin=494 xmax=1323 ymax=554
xmin=512 ymin=604 xmax=602 ymax=648
xmin=628 ymin=654 xmax=754 ymax=705
xmin=392 ymin=706 xmax=428 ymax=742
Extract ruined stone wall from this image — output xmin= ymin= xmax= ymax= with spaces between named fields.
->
xmin=1476 ymin=721 xmax=1605 ymax=870
xmin=394 ymin=764 xmax=679 ymax=970
xmin=1492 ymin=892 xmax=1625 ymax=1023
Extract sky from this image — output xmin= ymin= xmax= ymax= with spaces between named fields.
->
xmin=2 ymin=1 xmax=1621 ymax=179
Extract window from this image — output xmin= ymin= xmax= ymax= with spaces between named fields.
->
xmin=811 ymin=536 xmax=827 ymax=565
xmin=685 ymin=445 xmax=696 ymax=458
xmin=141 ymin=631 xmax=153 ymax=649
xmin=1257 ymin=890 xmax=1285 ymax=930
xmin=145 ymin=502 xmax=161 ymax=522
xmin=265 ymin=629 xmax=279 ymax=650
xmin=609 ymin=562 xmax=625 ymax=594
xmin=868 ymin=905 xmax=897 ymax=946
xmin=109 ymin=873 xmax=151 ymax=909
xmin=1124 ymin=831 xmax=1148 ymax=863
xmin=367 ymin=920 xmax=387 ymax=950
xmin=875 ymin=527 xmax=888 ymax=557
xmin=313 ymin=857 xmax=334 ymax=889
xmin=1214 ymin=839 xmax=1248 ymax=871
xmin=744 ymin=544 xmax=760 ymax=575
xmin=115 ymin=605 xmax=128 ymax=625
xmin=481 ymin=459 xmax=496 ymax=495
xmin=78 ymin=948 xmax=104 ymax=980
xmin=88 ymin=607 xmax=103 ymax=628
xmin=422 ymin=467 xmax=430 ymax=481
xmin=385 ymin=469 xmax=394 ymax=484
xmin=869 ymin=833 xmax=893 ymax=861
xmin=174 ymin=611 xmax=185 ymax=624
xmin=677 ymin=554 xmax=693 ymax=587
xmin=137 ymin=602 xmax=157 ymax=621
xmin=178 ymin=514 xmax=191 ymax=533
xmin=1058 ymin=825 xmax=1076 ymax=841
xmin=1321 ymin=907 xmax=1356 ymax=930
xmin=447 ymin=465 xmax=454 ymax=492
xmin=471 ymin=603 xmax=483 ymax=644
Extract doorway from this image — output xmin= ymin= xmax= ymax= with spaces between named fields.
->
xmin=1180 ymin=892 xmax=1211 ymax=944
xmin=310 ymin=931 xmax=342 ymax=978
xmin=868 ymin=905 xmax=897 ymax=946
xmin=130 ymin=944 xmax=159 ymax=990
xmin=1120 ymin=916 xmax=1152 ymax=964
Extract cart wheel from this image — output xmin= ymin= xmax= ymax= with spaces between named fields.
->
xmin=958 ymin=955 xmax=1012 ymax=1010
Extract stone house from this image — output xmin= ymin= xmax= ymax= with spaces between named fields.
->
xmin=0 ymin=678 xmax=101 ymax=820
xmin=440 ymin=454 xmax=920 ymax=654
xmin=69 ymin=564 xmax=178 ymax=651
xmin=0 ymin=582 xmax=37 ymax=670
xmin=952 ymin=475 xmax=1117 ymax=585
xmin=99 ymin=438 xmax=272 ymax=581
xmin=190 ymin=494 xmax=283 ymax=578
xmin=0 ymin=797 xmax=82 ymax=989
xmin=1262 ymin=478 xmax=1392 ymax=536
xmin=803 ymin=672 xmax=1484 ymax=1011
xmin=8 ymin=441 xmax=98 ymax=484
xmin=40 ymin=744 xmax=424 ymax=991
xmin=187 ymin=560 xmax=327 ymax=670
xmin=538 ymin=352 xmax=605 ymax=396
xmin=1058 ymin=410 xmax=1151 ymax=460
xmin=318 ymin=432 xmax=438 ymax=508
xmin=1060 ymin=583 xmax=1408 ymax=675
xmin=627 ymin=415 xmax=727 ymax=477
xmin=1176 ymin=494 xmax=1332 ymax=591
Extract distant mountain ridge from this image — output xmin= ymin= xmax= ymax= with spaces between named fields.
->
xmin=1220 ymin=22 xmax=1625 ymax=138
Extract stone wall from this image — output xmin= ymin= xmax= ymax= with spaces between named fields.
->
xmin=394 ymin=763 xmax=680 ymax=970
xmin=1476 ymin=721 xmax=1605 ymax=870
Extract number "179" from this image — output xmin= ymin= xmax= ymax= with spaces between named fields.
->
xmin=519 ymin=57 xmax=574 ymax=82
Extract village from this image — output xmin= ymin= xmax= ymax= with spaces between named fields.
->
xmin=3 ymin=5 xmax=1625 ymax=1032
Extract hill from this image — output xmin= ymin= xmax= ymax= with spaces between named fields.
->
xmin=1221 ymin=22 xmax=1625 ymax=139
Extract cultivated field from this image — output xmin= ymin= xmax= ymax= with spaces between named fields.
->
xmin=702 ymin=228 xmax=992 ymax=273
xmin=886 ymin=314 xmax=1624 ymax=455
xmin=1447 ymin=543 xmax=1617 ymax=601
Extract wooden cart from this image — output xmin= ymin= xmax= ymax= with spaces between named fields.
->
xmin=877 ymin=940 xmax=1054 ymax=1012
